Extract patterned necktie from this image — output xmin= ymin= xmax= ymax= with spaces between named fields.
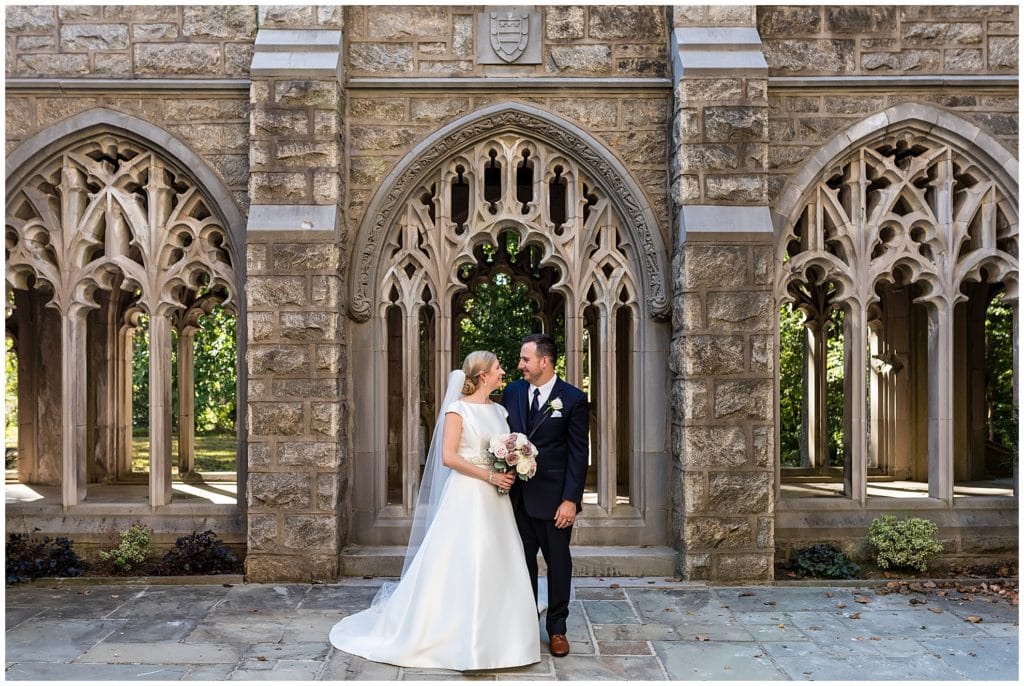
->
xmin=529 ymin=388 xmax=540 ymax=423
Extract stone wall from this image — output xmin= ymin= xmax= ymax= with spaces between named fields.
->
xmin=758 ymin=5 xmax=1018 ymax=76
xmin=762 ymin=4 xmax=1019 ymax=206
xmin=5 ymin=5 xmax=259 ymax=78
xmin=345 ymin=5 xmax=668 ymax=77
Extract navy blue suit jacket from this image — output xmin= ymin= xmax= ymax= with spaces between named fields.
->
xmin=500 ymin=377 xmax=589 ymax=520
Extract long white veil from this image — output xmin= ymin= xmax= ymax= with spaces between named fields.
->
xmin=371 ymin=369 xmax=465 ymax=609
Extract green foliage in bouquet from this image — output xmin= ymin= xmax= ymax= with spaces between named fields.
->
xmin=867 ymin=515 xmax=943 ymax=572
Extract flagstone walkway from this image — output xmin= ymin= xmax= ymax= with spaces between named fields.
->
xmin=4 ymin=577 xmax=1018 ymax=680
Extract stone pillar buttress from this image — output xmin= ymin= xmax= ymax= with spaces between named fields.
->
xmin=669 ymin=6 xmax=775 ymax=582
xmin=244 ymin=7 xmax=346 ymax=582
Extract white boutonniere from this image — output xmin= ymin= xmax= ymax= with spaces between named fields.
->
xmin=546 ymin=397 xmax=563 ymax=417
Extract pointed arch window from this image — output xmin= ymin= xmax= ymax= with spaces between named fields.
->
xmin=5 ymin=133 xmax=240 ymax=506
xmin=778 ymin=133 xmax=1018 ymax=502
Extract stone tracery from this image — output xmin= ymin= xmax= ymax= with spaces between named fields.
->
xmin=350 ymin=113 xmax=669 ymax=547
xmin=778 ymin=128 xmax=1018 ymax=500
xmin=6 ymin=133 xmax=238 ymax=506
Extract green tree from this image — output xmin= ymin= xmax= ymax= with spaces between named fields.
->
xmin=192 ymin=305 xmax=237 ymax=434
xmin=985 ymin=291 xmax=1017 ymax=456
xmin=131 ymin=306 xmax=236 ymax=436
xmin=778 ymin=304 xmax=804 ymax=467
xmin=459 ymin=273 xmax=537 ymax=379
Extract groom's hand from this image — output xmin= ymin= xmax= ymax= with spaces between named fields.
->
xmin=554 ymin=500 xmax=576 ymax=529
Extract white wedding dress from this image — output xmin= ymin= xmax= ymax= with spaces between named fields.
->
xmin=329 ymin=400 xmax=541 ymax=670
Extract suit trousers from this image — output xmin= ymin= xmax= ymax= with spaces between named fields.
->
xmin=512 ymin=490 xmax=573 ymax=636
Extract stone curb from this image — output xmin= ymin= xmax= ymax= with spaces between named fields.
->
xmin=13 ymin=575 xmax=1013 ymax=588
xmin=15 ymin=574 xmax=245 ymax=586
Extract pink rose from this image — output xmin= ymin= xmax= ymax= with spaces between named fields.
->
xmin=505 ymin=449 xmax=519 ymax=466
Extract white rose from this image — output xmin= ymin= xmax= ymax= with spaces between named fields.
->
xmin=516 ymin=458 xmax=533 ymax=476
xmin=549 ymin=398 xmax=563 ymax=411
xmin=514 ymin=433 xmax=528 ymax=448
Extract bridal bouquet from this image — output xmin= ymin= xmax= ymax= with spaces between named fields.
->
xmin=488 ymin=432 xmax=538 ymax=495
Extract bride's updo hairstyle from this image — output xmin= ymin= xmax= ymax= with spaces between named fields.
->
xmin=461 ymin=350 xmax=498 ymax=395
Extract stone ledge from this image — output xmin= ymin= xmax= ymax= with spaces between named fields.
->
xmin=247 ymin=204 xmax=338 ymax=232
xmin=250 ymin=51 xmax=341 ymax=77
xmin=254 ymin=29 xmax=342 ymax=51
xmin=678 ymin=205 xmax=773 ymax=244
xmin=340 ymin=545 xmax=679 ymax=578
xmin=672 ymin=27 xmax=768 ymax=80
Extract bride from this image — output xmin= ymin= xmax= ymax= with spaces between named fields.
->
xmin=329 ymin=351 xmax=541 ymax=670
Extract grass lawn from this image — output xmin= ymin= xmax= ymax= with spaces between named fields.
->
xmin=132 ymin=432 xmax=237 ymax=473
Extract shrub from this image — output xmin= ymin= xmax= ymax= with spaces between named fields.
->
xmin=789 ymin=543 xmax=860 ymax=579
xmin=98 ymin=524 xmax=153 ymax=573
xmin=158 ymin=530 xmax=241 ymax=575
xmin=867 ymin=515 xmax=944 ymax=572
xmin=6 ymin=532 xmax=87 ymax=584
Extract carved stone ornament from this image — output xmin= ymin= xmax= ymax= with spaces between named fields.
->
xmin=778 ymin=130 xmax=1018 ymax=311
xmin=490 ymin=10 xmax=529 ymax=63
xmin=477 ymin=8 xmax=541 ymax=65
xmin=6 ymin=133 xmax=237 ymax=318
xmin=347 ymin=104 xmax=669 ymax=322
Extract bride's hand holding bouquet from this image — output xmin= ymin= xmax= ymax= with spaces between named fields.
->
xmin=488 ymin=432 xmax=539 ymax=495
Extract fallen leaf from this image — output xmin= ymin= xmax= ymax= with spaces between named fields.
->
xmin=777 ymin=623 xmax=786 ymax=629
xmin=78 ymin=590 xmax=91 ymax=595
xmin=763 ymin=600 xmax=776 ymax=606
xmin=362 ymin=575 xmax=372 ymax=580
xmin=848 ymin=612 xmax=861 ymax=619
xmin=222 ymin=583 xmax=233 ymax=588
xmin=824 ymin=592 xmax=834 ymax=598
xmin=695 ymin=635 xmax=710 ymax=642
xmin=807 ymin=625 xmax=823 ymax=631
xmin=836 ymin=603 xmax=847 ymax=609
xmin=927 ymin=607 xmax=944 ymax=614
xmin=664 ymin=608 xmax=675 ymax=613
xmin=909 ymin=597 xmax=927 ymax=605
xmin=610 ymin=583 xmax=620 ymax=589
xmin=966 ymin=616 xmax=983 ymax=623
xmin=968 ymin=652 xmax=977 ymax=657
xmin=647 ymin=581 xmax=656 ymax=585
xmin=923 ymin=581 xmax=937 ymax=589
xmin=738 ymin=591 xmax=755 ymax=597
xmin=854 ymin=596 xmax=871 ymax=604
xmin=256 ymin=656 xmax=267 ymax=662
xmin=869 ymin=636 xmax=881 ymax=641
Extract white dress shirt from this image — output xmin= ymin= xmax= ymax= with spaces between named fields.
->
xmin=528 ymin=375 xmax=558 ymax=412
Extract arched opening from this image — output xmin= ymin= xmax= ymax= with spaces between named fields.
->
xmin=5 ymin=124 xmax=242 ymax=507
xmin=777 ymin=109 xmax=1018 ymax=503
xmin=348 ymin=105 xmax=670 ymax=550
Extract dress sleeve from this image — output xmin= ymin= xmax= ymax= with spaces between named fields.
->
xmin=495 ymin=403 xmax=509 ymax=419
xmin=445 ymin=400 xmax=465 ymax=419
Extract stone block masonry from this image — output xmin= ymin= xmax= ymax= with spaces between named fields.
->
xmin=669 ymin=8 xmax=775 ymax=582
xmin=243 ymin=21 xmax=347 ymax=582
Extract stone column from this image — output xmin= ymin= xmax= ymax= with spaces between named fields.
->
xmin=61 ymin=310 xmax=88 ymax=507
xmin=669 ymin=7 xmax=776 ymax=582
xmin=244 ymin=11 xmax=346 ymax=582
xmin=149 ymin=313 xmax=173 ymax=507
xmin=177 ymin=329 xmax=196 ymax=475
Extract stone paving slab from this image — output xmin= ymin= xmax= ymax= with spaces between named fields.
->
xmin=3 ymin=578 xmax=1017 ymax=681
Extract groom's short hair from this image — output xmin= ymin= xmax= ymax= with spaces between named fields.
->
xmin=523 ymin=333 xmax=558 ymax=364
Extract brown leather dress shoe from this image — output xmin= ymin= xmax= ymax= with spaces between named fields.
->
xmin=549 ymin=634 xmax=570 ymax=657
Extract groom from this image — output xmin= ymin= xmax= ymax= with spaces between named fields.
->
xmin=502 ymin=333 xmax=589 ymax=658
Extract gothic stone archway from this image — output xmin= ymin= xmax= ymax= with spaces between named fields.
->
xmin=346 ymin=104 xmax=672 ymax=558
